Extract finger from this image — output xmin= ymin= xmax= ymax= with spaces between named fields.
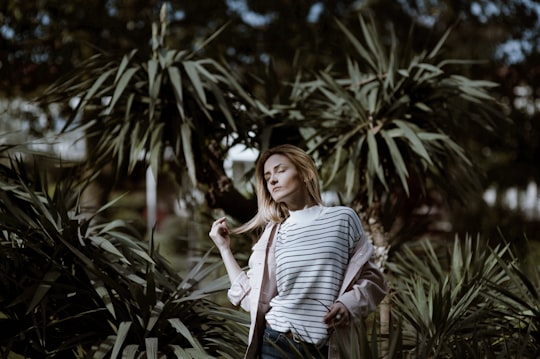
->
xmin=210 ymin=217 xmax=226 ymax=231
xmin=323 ymin=307 xmax=339 ymax=323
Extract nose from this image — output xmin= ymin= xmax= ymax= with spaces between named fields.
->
xmin=268 ymin=173 xmax=278 ymax=184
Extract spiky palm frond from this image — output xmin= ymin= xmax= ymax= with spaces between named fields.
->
xmin=386 ymin=236 xmax=537 ymax=358
xmin=288 ymin=16 xmax=503 ymax=205
xmin=38 ymin=15 xmax=267 ymax=186
xmin=0 ymin=154 xmax=248 ymax=358
xmin=483 ymin=243 xmax=540 ymax=357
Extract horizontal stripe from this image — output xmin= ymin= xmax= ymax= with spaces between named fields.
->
xmin=266 ymin=206 xmax=364 ymax=344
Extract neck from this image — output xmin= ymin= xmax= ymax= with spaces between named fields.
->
xmin=288 ymin=201 xmax=318 ymax=211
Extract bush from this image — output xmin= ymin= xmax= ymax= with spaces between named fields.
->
xmin=0 ymin=155 xmax=248 ymax=358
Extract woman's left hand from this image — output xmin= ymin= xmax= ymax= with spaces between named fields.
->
xmin=323 ymin=302 xmax=350 ymax=327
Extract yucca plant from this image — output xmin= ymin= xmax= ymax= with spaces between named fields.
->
xmin=386 ymin=236 xmax=528 ymax=358
xmin=286 ymin=15 xmax=503 ymax=250
xmin=0 ymin=152 xmax=249 ymax=358
xmin=285 ymin=17 xmax=504 ymax=354
xmin=290 ymin=14 xmax=501 ymax=202
xmin=38 ymin=5 xmax=267 ymax=219
xmin=484 ymin=241 xmax=540 ymax=357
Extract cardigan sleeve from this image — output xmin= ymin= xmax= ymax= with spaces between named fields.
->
xmin=226 ymin=225 xmax=274 ymax=312
xmin=336 ymin=233 xmax=388 ymax=321
xmin=228 ymin=271 xmax=252 ymax=311
xmin=337 ymin=258 xmax=387 ymax=320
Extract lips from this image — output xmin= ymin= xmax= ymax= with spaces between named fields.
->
xmin=272 ymin=187 xmax=281 ymax=193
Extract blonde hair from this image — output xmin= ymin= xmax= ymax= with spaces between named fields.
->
xmin=233 ymin=144 xmax=322 ymax=234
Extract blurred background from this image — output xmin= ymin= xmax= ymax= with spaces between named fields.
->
xmin=1 ymin=0 xmax=539 ymax=274
xmin=2 ymin=1 xmax=540 ymax=357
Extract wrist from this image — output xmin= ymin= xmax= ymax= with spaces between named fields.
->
xmin=218 ymin=245 xmax=232 ymax=255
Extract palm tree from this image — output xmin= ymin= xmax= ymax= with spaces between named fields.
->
xmin=39 ymin=5 xmax=267 ymax=223
xmin=289 ymin=14 xmax=502 ymax=239
xmin=283 ymin=15 xmax=504 ymax=353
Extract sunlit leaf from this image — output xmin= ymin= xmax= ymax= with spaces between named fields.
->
xmin=381 ymin=130 xmax=409 ymax=195
xmin=181 ymin=122 xmax=197 ymax=185
xmin=108 ymin=67 xmax=138 ymax=111
xmin=145 ymin=337 xmax=159 ymax=359
xmin=89 ymin=277 xmax=115 ymax=318
xmin=393 ymin=120 xmax=433 ymax=165
xmin=167 ymin=66 xmax=185 ymax=120
xmin=184 ymin=61 xmax=207 ymax=105
xmin=110 ymin=322 xmax=132 ymax=359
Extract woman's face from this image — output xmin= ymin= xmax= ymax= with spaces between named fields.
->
xmin=263 ymin=154 xmax=310 ymax=210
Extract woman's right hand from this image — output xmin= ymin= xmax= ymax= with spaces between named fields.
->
xmin=209 ymin=216 xmax=231 ymax=252
xmin=208 ymin=216 xmax=243 ymax=288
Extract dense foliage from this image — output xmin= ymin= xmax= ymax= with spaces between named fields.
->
xmin=1 ymin=1 xmax=539 ymax=358
xmin=1 ymin=151 xmax=539 ymax=357
xmin=0 ymin=152 xmax=249 ymax=358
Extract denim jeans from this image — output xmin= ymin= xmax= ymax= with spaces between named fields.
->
xmin=260 ymin=326 xmax=328 ymax=359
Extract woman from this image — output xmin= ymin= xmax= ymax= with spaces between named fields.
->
xmin=209 ymin=144 xmax=387 ymax=359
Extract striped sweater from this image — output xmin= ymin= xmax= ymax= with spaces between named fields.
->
xmin=265 ymin=205 xmax=362 ymax=344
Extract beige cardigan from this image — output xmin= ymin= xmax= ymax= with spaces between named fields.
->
xmin=228 ymin=222 xmax=387 ymax=359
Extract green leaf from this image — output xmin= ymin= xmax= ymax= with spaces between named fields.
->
xmin=367 ymin=85 xmax=379 ymax=114
xmin=169 ymin=346 xmax=192 ymax=358
xmin=414 ymin=102 xmax=432 ymax=112
xmin=184 ymin=61 xmax=207 ymax=105
xmin=345 ymin=135 xmax=365 ymax=197
xmin=194 ymin=60 xmax=218 ymax=83
xmin=168 ymin=318 xmax=205 ymax=352
xmin=113 ymin=50 xmax=137 ymax=84
xmin=381 ymin=130 xmax=410 ymax=195
xmin=335 ymin=18 xmax=377 ymax=73
xmin=88 ymin=236 xmax=125 ymax=260
xmin=181 ymin=122 xmax=197 ymax=185
xmin=26 ymin=270 xmax=61 ymax=314
xmin=149 ymin=122 xmax=164 ymax=179
xmin=130 ymin=248 xmax=156 ymax=264
xmin=110 ymin=322 xmax=132 ymax=359
xmin=427 ymin=27 xmax=452 ymax=59
xmin=208 ymin=80 xmax=237 ymax=132
xmin=121 ymin=345 xmax=139 ymax=359
xmin=359 ymin=15 xmax=386 ymax=70
xmin=89 ymin=276 xmax=116 ymax=318
xmin=324 ymin=145 xmax=344 ymax=187
xmin=167 ymin=66 xmax=185 ymax=120
xmin=366 ymin=130 xmax=380 ymax=174
xmin=146 ymin=301 xmax=164 ymax=333
xmin=393 ymin=120 xmax=433 ymax=165
xmin=148 ymin=59 xmax=159 ymax=95
xmin=79 ymin=69 xmax=115 ymax=109
xmin=108 ymin=67 xmax=138 ymax=111
xmin=366 ymin=129 xmax=388 ymax=198
xmin=145 ymin=337 xmax=158 ymax=359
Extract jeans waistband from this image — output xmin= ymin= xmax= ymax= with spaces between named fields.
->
xmin=264 ymin=325 xmax=328 ymax=349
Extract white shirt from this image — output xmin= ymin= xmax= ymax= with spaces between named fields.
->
xmin=265 ymin=205 xmax=362 ymax=344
